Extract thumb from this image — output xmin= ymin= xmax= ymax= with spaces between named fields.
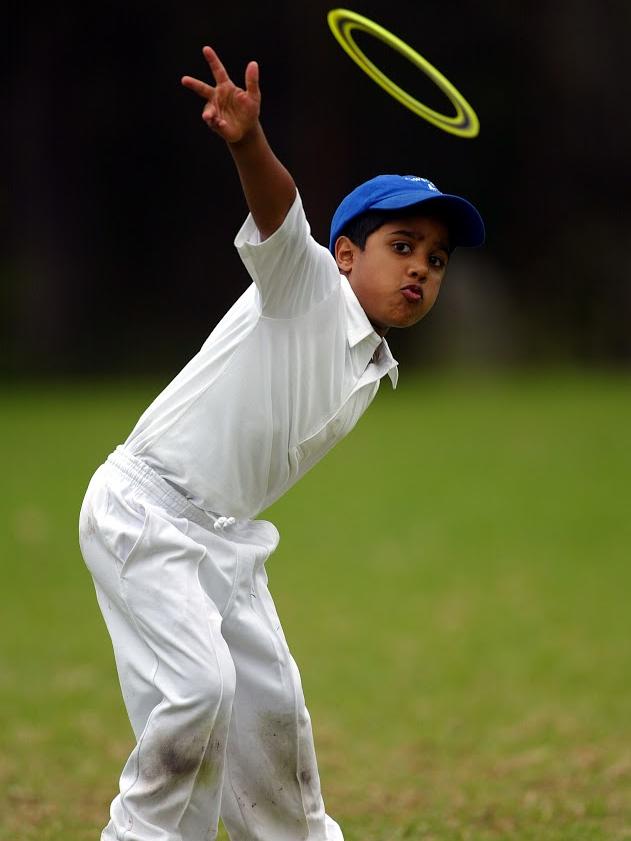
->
xmin=245 ymin=61 xmax=260 ymax=98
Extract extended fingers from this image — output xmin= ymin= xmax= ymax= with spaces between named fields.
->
xmin=181 ymin=75 xmax=215 ymax=100
xmin=245 ymin=61 xmax=260 ymax=98
xmin=203 ymin=46 xmax=230 ymax=85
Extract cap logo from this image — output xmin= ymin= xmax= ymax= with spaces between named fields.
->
xmin=403 ymin=175 xmax=439 ymax=192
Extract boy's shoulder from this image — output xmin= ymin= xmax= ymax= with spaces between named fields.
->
xmin=234 ymin=191 xmax=340 ymax=320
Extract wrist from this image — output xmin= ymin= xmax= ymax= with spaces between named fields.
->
xmin=228 ymin=121 xmax=264 ymax=151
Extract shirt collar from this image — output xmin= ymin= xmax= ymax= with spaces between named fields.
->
xmin=340 ymin=274 xmax=399 ymax=389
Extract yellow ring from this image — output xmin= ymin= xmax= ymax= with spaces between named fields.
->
xmin=327 ymin=8 xmax=480 ymax=138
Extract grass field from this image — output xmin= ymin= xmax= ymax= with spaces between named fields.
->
xmin=1 ymin=370 xmax=630 ymax=841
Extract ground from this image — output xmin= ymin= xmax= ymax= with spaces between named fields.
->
xmin=1 ymin=370 xmax=630 ymax=841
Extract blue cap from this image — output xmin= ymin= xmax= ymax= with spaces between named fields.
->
xmin=329 ymin=174 xmax=485 ymax=252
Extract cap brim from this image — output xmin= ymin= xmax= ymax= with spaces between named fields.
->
xmin=371 ymin=192 xmax=485 ymax=248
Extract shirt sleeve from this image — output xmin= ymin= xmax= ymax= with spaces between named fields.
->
xmin=234 ymin=191 xmax=340 ymax=318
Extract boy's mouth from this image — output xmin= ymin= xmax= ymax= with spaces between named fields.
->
xmin=401 ymin=284 xmax=423 ymax=303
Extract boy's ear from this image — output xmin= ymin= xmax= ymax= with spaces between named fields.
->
xmin=334 ymin=236 xmax=357 ymax=274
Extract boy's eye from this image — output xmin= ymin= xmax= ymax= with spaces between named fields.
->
xmin=392 ymin=241 xmax=412 ymax=254
xmin=430 ymin=255 xmax=447 ymax=269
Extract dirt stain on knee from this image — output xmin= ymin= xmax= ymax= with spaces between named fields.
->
xmin=144 ymin=730 xmax=223 ymax=793
xmin=229 ymin=711 xmax=314 ymax=836
xmin=158 ymin=742 xmax=201 ymax=777
xmin=258 ymin=711 xmax=296 ymax=773
xmin=258 ymin=712 xmax=316 ymax=788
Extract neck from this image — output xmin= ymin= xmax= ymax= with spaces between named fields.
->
xmin=371 ymin=321 xmax=389 ymax=338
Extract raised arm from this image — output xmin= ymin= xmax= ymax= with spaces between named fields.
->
xmin=182 ymin=46 xmax=296 ymax=241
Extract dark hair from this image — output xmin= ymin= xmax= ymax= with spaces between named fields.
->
xmin=340 ymin=204 xmax=452 ymax=251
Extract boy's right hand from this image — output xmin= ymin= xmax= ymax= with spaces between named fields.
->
xmin=181 ymin=46 xmax=261 ymax=144
xmin=181 ymin=45 xmax=295 ymax=239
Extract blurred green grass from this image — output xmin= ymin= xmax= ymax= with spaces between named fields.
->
xmin=1 ymin=370 xmax=630 ymax=841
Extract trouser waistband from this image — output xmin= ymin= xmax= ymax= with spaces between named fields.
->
xmin=106 ymin=446 xmax=227 ymax=531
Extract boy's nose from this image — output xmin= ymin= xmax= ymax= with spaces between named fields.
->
xmin=407 ymin=259 xmax=429 ymax=280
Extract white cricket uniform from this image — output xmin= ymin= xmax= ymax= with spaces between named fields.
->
xmin=79 ymin=192 xmax=398 ymax=841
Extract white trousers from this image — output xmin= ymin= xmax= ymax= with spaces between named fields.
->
xmin=79 ymin=447 xmax=343 ymax=841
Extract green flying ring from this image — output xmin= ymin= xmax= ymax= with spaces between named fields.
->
xmin=327 ymin=8 xmax=479 ymax=138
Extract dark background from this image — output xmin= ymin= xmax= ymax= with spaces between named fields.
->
xmin=6 ymin=0 xmax=631 ymax=378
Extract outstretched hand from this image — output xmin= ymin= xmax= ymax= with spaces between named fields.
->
xmin=181 ymin=46 xmax=261 ymax=144
xmin=181 ymin=45 xmax=295 ymax=238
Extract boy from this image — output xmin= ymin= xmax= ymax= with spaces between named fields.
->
xmin=79 ymin=46 xmax=484 ymax=841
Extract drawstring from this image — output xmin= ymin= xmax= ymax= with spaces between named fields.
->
xmin=213 ymin=516 xmax=236 ymax=531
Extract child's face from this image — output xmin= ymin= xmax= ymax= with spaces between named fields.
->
xmin=335 ymin=214 xmax=450 ymax=335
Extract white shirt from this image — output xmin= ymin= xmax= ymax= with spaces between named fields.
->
xmin=124 ymin=192 xmax=398 ymax=519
